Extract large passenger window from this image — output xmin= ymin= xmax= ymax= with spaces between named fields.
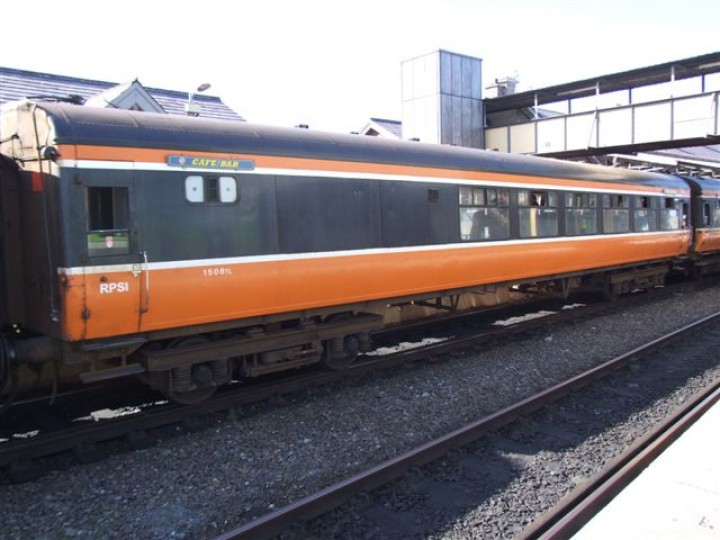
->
xmin=518 ymin=190 xmax=558 ymax=238
xmin=633 ymin=196 xmax=658 ymax=232
xmin=86 ymin=187 xmax=130 ymax=256
xmin=458 ymin=186 xmax=510 ymax=241
xmin=659 ymin=198 xmax=681 ymax=230
xmin=602 ymin=194 xmax=630 ymax=233
xmin=565 ymin=192 xmax=597 ymax=236
xmin=704 ymin=199 xmax=720 ymax=227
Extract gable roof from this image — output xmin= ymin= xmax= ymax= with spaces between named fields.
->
xmin=0 ymin=66 xmax=244 ymax=121
xmin=359 ymin=117 xmax=402 ymax=138
xmin=84 ymin=80 xmax=166 ymax=113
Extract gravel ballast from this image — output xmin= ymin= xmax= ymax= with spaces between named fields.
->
xmin=2 ymin=285 xmax=720 ymax=539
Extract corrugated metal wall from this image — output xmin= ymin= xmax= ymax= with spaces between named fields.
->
xmin=402 ymin=50 xmax=484 ymax=148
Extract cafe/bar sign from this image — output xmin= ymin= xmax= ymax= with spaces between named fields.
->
xmin=167 ymin=155 xmax=255 ymax=171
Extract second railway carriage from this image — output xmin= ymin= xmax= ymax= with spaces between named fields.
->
xmin=684 ymin=175 xmax=720 ymax=274
xmin=0 ymin=100 xmax=700 ymax=403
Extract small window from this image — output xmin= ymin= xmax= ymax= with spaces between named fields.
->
xmin=86 ymin=186 xmax=130 ymax=256
xmin=185 ymin=175 xmax=204 ymax=202
xmin=604 ymin=194 xmax=629 ymax=209
xmin=427 ymin=188 xmax=440 ymax=203
xmin=185 ymin=175 xmax=238 ymax=204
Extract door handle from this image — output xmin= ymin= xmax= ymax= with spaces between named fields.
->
xmin=140 ymin=251 xmax=150 ymax=313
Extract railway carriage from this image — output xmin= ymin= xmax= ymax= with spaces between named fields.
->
xmin=0 ymin=99 xmax=710 ymax=404
xmin=684 ymin=175 xmax=720 ymax=274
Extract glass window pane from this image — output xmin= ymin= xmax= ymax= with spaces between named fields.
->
xmin=603 ymin=209 xmax=630 ymax=233
xmin=460 ymin=207 xmax=510 ymax=241
xmin=473 ymin=188 xmax=485 ymax=206
xmin=219 ymin=176 xmax=238 ymax=203
xmin=520 ymin=208 xmax=558 ymax=237
xmin=634 ymin=209 xmax=657 ymax=232
xmin=566 ymin=208 xmax=597 ymax=235
xmin=518 ymin=190 xmax=529 ymax=206
xmin=86 ymin=186 xmax=130 ymax=256
xmin=712 ymin=202 xmax=720 ymax=227
xmin=531 ymin=192 xmax=546 ymax=207
xmin=185 ymin=176 xmax=204 ymax=202
xmin=703 ymin=203 xmax=711 ymax=226
xmin=460 ymin=208 xmax=479 ymax=240
xmin=459 ymin=187 xmax=473 ymax=205
xmin=660 ymin=209 xmax=680 ymax=230
xmin=87 ymin=187 xmax=128 ymax=231
xmin=486 ymin=188 xmax=496 ymax=206
xmin=497 ymin=190 xmax=509 ymax=206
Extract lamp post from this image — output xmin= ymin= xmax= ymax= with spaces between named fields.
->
xmin=186 ymin=83 xmax=212 ymax=117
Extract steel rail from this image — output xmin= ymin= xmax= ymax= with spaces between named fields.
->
xmin=0 ymin=297 xmax=607 ymax=471
xmin=212 ymin=311 xmax=720 ymax=540
xmin=519 ymin=380 xmax=720 ymax=539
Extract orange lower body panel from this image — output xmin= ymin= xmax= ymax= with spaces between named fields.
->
xmin=694 ymin=229 xmax=720 ymax=253
xmin=60 ymin=232 xmax=691 ymax=341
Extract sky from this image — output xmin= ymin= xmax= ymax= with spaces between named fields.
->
xmin=1 ymin=0 xmax=718 ymax=133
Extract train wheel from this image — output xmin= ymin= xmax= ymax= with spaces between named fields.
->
xmin=321 ymin=334 xmax=360 ymax=370
xmin=167 ymin=369 xmax=217 ymax=405
xmin=165 ymin=336 xmax=218 ymax=405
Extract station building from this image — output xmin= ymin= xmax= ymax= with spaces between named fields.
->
xmin=0 ymin=66 xmax=242 ymax=121
xmin=360 ymin=50 xmax=720 ymax=175
xmin=2 ymin=51 xmax=719 ymax=174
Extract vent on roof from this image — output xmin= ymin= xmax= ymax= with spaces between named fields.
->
xmin=26 ymin=94 xmax=85 ymax=105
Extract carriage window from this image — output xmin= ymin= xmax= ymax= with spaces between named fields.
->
xmin=86 ymin=187 xmax=130 ymax=256
xmin=633 ymin=196 xmax=658 ymax=232
xmin=566 ymin=192 xmax=597 ymax=236
xmin=602 ymin=193 xmax=630 ymax=233
xmin=710 ymin=200 xmax=720 ymax=227
xmin=459 ymin=186 xmax=510 ymax=241
xmin=703 ymin=202 xmax=711 ymax=227
xmin=185 ymin=176 xmax=204 ymax=202
xmin=519 ymin=190 xmax=558 ymax=238
xmin=659 ymin=198 xmax=681 ymax=230
xmin=185 ymin=175 xmax=238 ymax=203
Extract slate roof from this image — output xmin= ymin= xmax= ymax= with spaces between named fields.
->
xmin=359 ymin=117 xmax=402 ymax=138
xmin=0 ymin=66 xmax=244 ymax=121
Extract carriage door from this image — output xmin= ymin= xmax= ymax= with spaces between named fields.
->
xmin=84 ymin=173 xmax=144 ymax=338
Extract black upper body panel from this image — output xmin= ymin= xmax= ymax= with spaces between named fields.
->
xmin=38 ymin=102 xmax=689 ymax=191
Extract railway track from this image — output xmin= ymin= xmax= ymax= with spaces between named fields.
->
xmin=211 ymin=311 xmax=720 ymax=539
xmin=0 ymin=293 xmax=612 ymax=482
xmin=519 ymin=381 xmax=720 ymax=539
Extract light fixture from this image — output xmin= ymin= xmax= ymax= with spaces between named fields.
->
xmin=186 ymin=83 xmax=212 ymax=117
xmin=557 ymin=85 xmax=598 ymax=97
xmin=698 ymin=61 xmax=720 ymax=70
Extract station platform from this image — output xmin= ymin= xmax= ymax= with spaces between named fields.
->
xmin=572 ymin=397 xmax=720 ymax=539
